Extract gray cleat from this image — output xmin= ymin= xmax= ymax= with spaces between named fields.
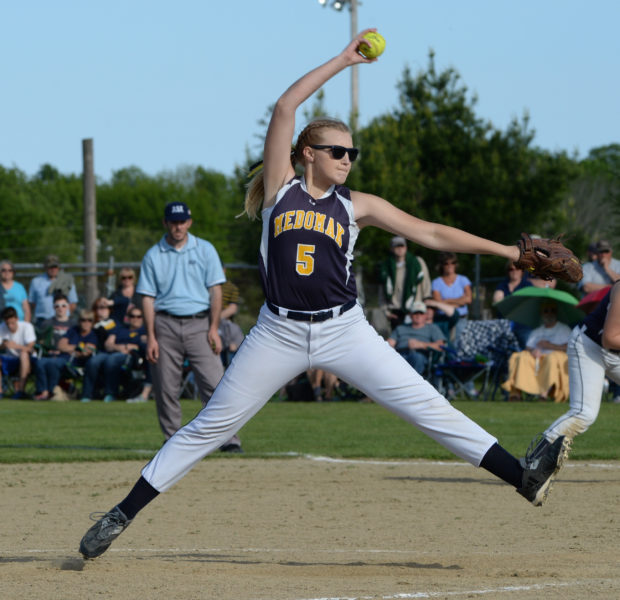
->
xmin=79 ymin=506 xmax=132 ymax=559
xmin=517 ymin=435 xmax=571 ymax=506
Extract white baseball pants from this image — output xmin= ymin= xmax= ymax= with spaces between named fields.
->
xmin=142 ymin=304 xmax=497 ymax=492
xmin=545 ymin=325 xmax=620 ymax=441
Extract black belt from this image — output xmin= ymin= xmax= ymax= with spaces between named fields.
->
xmin=266 ymin=299 xmax=356 ymax=322
xmin=157 ymin=310 xmax=209 ymax=320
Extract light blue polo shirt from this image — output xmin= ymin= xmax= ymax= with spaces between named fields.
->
xmin=137 ymin=232 xmax=226 ymax=315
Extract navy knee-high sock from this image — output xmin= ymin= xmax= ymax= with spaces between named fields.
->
xmin=480 ymin=443 xmax=524 ymax=488
xmin=117 ymin=476 xmax=159 ymax=519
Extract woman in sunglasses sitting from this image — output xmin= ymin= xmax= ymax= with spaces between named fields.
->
xmin=35 ymin=309 xmax=97 ymax=401
xmin=80 ymin=29 xmax=569 ymax=560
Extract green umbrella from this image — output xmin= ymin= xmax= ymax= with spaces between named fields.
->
xmin=494 ymin=286 xmax=586 ymax=329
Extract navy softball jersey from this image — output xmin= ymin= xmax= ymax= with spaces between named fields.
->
xmin=259 ymin=176 xmax=360 ymax=311
xmin=583 ymin=287 xmax=613 ymax=345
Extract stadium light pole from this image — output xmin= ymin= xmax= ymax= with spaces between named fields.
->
xmin=317 ymin=0 xmax=359 ymax=133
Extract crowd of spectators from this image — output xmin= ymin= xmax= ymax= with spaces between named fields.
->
xmin=1 ymin=235 xmax=618 ymax=404
xmin=0 ymin=256 xmax=155 ymax=402
xmin=0 ymin=251 xmax=247 ymax=405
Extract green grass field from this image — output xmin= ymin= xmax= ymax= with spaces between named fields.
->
xmin=1 ymin=398 xmax=619 ymax=463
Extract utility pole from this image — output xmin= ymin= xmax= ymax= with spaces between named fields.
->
xmin=349 ymin=0 xmax=359 ymax=133
xmin=82 ymin=138 xmax=98 ymax=306
xmin=317 ymin=0 xmax=359 ymax=133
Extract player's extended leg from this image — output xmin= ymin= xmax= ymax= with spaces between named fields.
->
xmin=79 ymin=306 xmax=312 ymax=558
xmin=142 ymin=306 xmax=312 ymax=491
xmin=182 ymin=314 xmax=241 ymax=450
xmin=545 ymin=328 xmax=609 ymax=441
xmin=314 ymin=306 xmax=496 ymax=465
xmin=312 ymin=305 xmax=567 ymax=505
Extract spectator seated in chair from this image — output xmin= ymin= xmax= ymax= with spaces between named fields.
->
xmin=0 ymin=306 xmax=36 ymax=398
xmin=35 ymin=293 xmax=76 ymax=357
xmin=502 ymin=301 xmax=571 ymax=402
xmin=80 ymin=298 xmax=120 ymax=403
xmin=387 ymin=301 xmax=446 ymax=376
xmin=49 ymin=309 xmax=98 ymax=402
xmin=33 ymin=294 xmax=77 ymax=401
xmin=102 ymin=308 xmax=151 ymax=403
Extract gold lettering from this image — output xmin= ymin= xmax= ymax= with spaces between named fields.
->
xmin=304 ymin=211 xmax=315 ymax=229
xmin=294 ymin=210 xmax=305 ymax=229
xmin=274 ymin=214 xmax=284 ymax=237
xmin=325 ymin=217 xmax=335 ymax=240
xmin=313 ymin=212 xmax=326 ymax=233
xmin=283 ymin=210 xmax=295 ymax=231
xmin=335 ymin=223 xmax=345 ymax=248
xmin=274 ymin=210 xmax=344 ymax=248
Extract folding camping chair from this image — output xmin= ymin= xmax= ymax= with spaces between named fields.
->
xmin=432 ymin=319 xmax=520 ymax=401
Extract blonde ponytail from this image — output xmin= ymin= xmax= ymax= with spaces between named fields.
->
xmin=243 ymin=169 xmax=266 ymax=220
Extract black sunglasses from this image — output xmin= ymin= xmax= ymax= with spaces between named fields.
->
xmin=310 ymin=144 xmax=359 ymax=162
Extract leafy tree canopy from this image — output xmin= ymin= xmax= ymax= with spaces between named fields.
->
xmin=354 ymin=51 xmax=577 ymax=280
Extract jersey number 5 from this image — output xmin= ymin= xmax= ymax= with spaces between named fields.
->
xmin=296 ymin=244 xmax=315 ymax=276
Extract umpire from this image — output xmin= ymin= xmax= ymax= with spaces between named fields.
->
xmin=137 ymin=201 xmax=242 ymax=452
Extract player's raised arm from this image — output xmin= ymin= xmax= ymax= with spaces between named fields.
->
xmin=260 ymin=30 xmax=377 ymax=209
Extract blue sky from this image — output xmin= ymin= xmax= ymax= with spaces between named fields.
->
xmin=3 ymin=0 xmax=619 ymax=181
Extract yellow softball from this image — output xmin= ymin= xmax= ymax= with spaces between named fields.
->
xmin=359 ymin=32 xmax=386 ymax=59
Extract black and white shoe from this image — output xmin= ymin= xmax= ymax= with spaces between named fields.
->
xmin=517 ymin=435 xmax=571 ymax=506
xmin=220 ymin=443 xmax=244 ymax=453
xmin=79 ymin=506 xmax=132 ymax=559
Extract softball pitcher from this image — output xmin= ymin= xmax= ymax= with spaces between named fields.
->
xmin=79 ymin=30 xmax=568 ymax=559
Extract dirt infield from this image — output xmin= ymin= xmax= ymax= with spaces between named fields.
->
xmin=1 ymin=457 xmax=619 ymax=600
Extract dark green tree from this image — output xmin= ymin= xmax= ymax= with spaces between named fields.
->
xmin=354 ymin=52 xmax=577 ymax=280
xmin=0 ymin=164 xmax=83 ymax=264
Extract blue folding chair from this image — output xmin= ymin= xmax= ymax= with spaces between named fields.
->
xmin=432 ymin=319 xmax=520 ymax=401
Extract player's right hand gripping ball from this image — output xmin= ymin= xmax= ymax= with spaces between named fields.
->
xmin=359 ymin=32 xmax=385 ymax=59
xmin=514 ymin=232 xmax=583 ymax=283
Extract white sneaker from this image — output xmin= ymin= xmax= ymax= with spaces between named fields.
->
xmin=126 ymin=396 xmax=148 ymax=403
xmin=613 ymin=396 xmax=620 ymax=404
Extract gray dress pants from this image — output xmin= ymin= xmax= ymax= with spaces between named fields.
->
xmin=152 ymin=312 xmax=241 ymax=448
